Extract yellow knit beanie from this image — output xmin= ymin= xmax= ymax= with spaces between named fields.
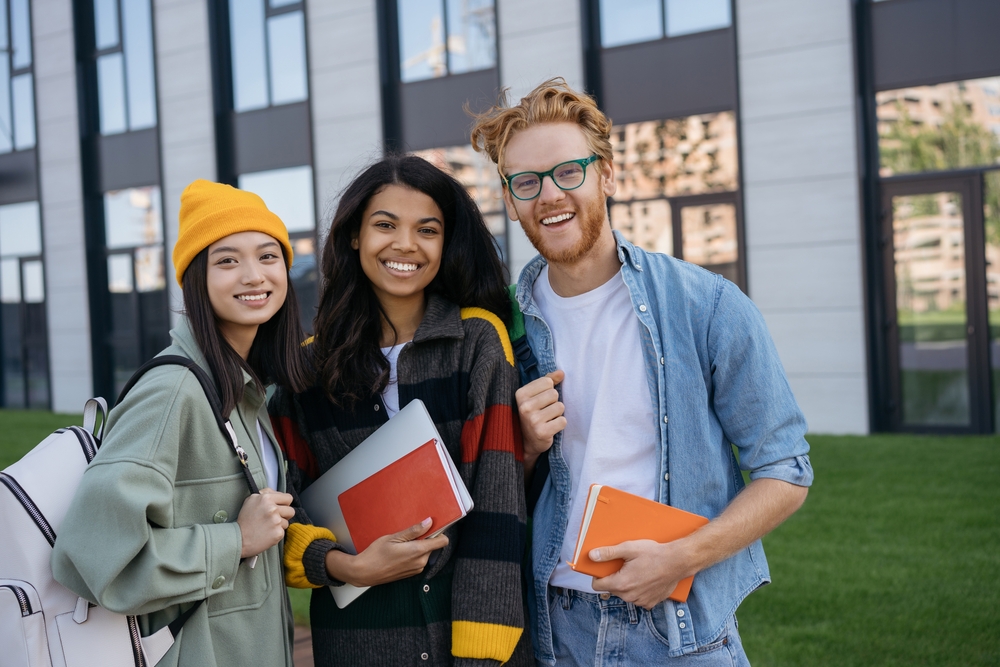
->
xmin=172 ymin=179 xmax=294 ymax=286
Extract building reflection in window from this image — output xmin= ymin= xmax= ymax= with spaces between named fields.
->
xmin=609 ymin=111 xmax=741 ymax=286
xmin=229 ymin=0 xmax=308 ymax=112
xmin=0 ymin=0 xmax=36 ymax=153
xmin=398 ymin=0 xmax=496 ymax=83
xmin=103 ymin=186 xmax=168 ymax=393
xmin=0 ymin=201 xmax=49 ymax=408
xmin=237 ymin=166 xmax=317 ymax=333
xmin=984 ymin=170 xmax=1000 ymax=427
xmin=94 ymin=0 xmax=157 ymax=135
xmin=599 ymin=0 xmax=731 ymax=48
xmin=876 ymin=76 xmax=1000 ymax=177
xmin=412 ymin=145 xmax=507 ymax=262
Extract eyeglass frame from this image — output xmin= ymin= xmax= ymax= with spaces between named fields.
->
xmin=502 ymin=154 xmax=602 ymax=201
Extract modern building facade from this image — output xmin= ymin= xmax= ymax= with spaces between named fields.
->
xmin=2 ymin=0 xmax=998 ymax=436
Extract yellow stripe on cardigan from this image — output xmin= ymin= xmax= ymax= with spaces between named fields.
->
xmin=452 ymin=621 xmax=523 ymax=664
xmin=284 ymin=523 xmax=335 ymax=589
xmin=460 ymin=307 xmax=514 ymax=367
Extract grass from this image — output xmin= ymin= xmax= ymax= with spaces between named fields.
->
xmin=4 ymin=411 xmax=998 ymax=661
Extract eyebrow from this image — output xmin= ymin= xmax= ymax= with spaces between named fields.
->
xmin=210 ymin=241 xmax=280 ymax=255
xmin=369 ymin=210 xmax=443 ymax=225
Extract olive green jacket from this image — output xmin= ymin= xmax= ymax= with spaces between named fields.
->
xmin=51 ymin=318 xmax=293 ymax=667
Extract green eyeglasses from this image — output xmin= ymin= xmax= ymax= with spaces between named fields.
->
xmin=503 ymin=155 xmax=601 ymax=201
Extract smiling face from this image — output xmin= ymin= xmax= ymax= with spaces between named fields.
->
xmin=206 ymin=230 xmax=288 ymax=357
xmin=502 ymin=122 xmax=617 ymax=267
xmin=353 ymin=184 xmax=445 ymax=311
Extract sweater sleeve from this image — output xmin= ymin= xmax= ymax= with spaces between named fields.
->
xmin=451 ymin=310 xmax=528 ymax=666
xmin=50 ymin=371 xmax=243 ymax=615
xmin=268 ymin=385 xmax=346 ymax=589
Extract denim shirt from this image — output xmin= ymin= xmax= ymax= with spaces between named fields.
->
xmin=517 ymin=232 xmax=814 ymax=662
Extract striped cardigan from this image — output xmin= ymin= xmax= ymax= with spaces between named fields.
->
xmin=269 ymin=295 xmax=531 ymax=666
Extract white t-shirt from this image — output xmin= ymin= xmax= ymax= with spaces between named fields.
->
xmin=380 ymin=344 xmax=404 ymax=417
xmin=256 ymin=420 xmax=279 ymax=490
xmin=534 ymin=265 xmax=660 ymax=592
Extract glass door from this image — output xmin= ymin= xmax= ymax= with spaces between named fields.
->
xmin=882 ymin=176 xmax=992 ymax=432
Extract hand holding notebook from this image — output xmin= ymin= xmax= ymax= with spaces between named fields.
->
xmin=568 ymin=484 xmax=709 ymax=603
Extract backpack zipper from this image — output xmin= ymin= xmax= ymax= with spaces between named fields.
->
xmin=0 ymin=584 xmax=32 ymax=616
xmin=127 ymin=615 xmax=146 ymax=667
xmin=63 ymin=426 xmax=98 ymax=463
xmin=0 ymin=473 xmax=56 ymax=547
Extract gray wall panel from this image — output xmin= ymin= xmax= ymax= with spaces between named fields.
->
xmin=232 ymin=103 xmax=313 ymax=175
xmin=98 ymin=130 xmax=161 ymax=192
xmin=602 ymin=30 xmax=737 ymax=125
xmin=400 ymin=69 xmax=499 ymax=151
xmin=0 ymin=151 xmax=39 ymax=204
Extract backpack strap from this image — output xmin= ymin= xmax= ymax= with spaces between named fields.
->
xmin=116 ymin=355 xmax=260 ymax=496
xmin=508 ymin=285 xmax=549 ymax=515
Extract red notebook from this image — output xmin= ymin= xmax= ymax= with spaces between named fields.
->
xmin=338 ymin=439 xmax=465 ymax=553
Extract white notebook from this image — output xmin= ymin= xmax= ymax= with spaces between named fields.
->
xmin=299 ymin=399 xmax=472 ymax=608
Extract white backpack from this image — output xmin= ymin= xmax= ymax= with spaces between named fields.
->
xmin=0 ymin=356 xmax=258 ymax=667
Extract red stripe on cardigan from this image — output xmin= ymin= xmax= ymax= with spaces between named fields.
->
xmin=460 ymin=404 xmax=523 ymax=464
xmin=270 ymin=414 xmax=320 ymax=481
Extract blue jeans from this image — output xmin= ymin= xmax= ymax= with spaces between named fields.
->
xmin=547 ymin=587 xmax=751 ymax=667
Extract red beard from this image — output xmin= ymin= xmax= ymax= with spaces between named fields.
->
xmin=522 ymin=193 xmax=608 ymax=265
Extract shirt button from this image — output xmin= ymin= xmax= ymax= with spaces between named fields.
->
xmin=663 ymin=415 xmax=669 ymax=423
xmin=639 ymin=304 xmax=647 ymax=312
xmin=212 ymin=576 xmax=226 ymax=589
xmin=423 ymin=584 xmax=430 ymax=593
xmin=420 ymin=653 xmax=429 ymax=661
xmin=677 ymin=609 xmax=685 ymax=617
xmin=664 ymin=473 xmax=670 ymax=481
xmin=213 ymin=510 xmax=228 ymax=524
xmin=679 ymin=622 xmax=686 ymax=629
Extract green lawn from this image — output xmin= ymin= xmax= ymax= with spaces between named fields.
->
xmin=3 ymin=411 xmax=998 ymax=662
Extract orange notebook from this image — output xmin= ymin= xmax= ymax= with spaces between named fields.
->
xmin=338 ymin=439 xmax=466 ymax=553
xmin=568 ymin=484 xmax=709 ymax=602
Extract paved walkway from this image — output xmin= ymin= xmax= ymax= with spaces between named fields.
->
xmin=294 ymin=626 xmax=313 ymax=667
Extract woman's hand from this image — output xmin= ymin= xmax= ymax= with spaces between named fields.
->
xmin=325 ymin=518 xmax=449 ymax=587
xmin=237 ymin=488 xmax=296 ymax=558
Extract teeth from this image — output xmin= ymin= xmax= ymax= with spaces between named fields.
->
xmin=238 ymin=293 xmax=268 ymax=301
xmin=541 ymin=213 xmax=574 ymax=225
xmin=384 ymin=260 xmax=419 ymax=272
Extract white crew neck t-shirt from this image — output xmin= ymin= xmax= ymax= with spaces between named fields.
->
xmin=534 ymin=265 xmax=660 ymax=592
xmin=380 ymin=344 xmax=404 ymax=417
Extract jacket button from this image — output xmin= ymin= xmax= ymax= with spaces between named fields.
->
xmin=423 ymin=584 xmax=430 ymax=593
xmin=679 ymin=622 xmax=686 ymax=629
xmin=677 ymin=609 xmax=685 ymax=617
xmin=212 ymin=576 xmax=226 ymax=589
xmin=663 ymin=415 xmax=669 ymax=424
xmin=213 ymin=510 xmax=228 ymax=523
xmin=374 ymin=404 xmax=380 ymax=411
xmin=639 ymin=304 xmax=647 ymax=312
xmin=660 ymin=356 xmax=664 ymax=365
xmin=664 ymin=473 xmax=670 ymax=481
xmin=420 ymin=652 xmax=429 ymax=660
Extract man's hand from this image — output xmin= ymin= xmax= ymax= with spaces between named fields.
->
xmin=590 ymin=539 xmax=694 ymax=609
xmin=515 ymin=370 xmax=566 ymax=476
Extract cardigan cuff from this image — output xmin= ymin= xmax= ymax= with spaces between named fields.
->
xmin=303 ymin=539 xmax=349 ymax=587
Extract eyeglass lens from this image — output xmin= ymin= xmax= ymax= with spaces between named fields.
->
xmin=510 ymin=161 xmax=587 ymax=198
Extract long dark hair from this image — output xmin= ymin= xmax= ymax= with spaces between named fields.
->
xmin=314 ymin=153 xmax=510 ymax=407
xmin=183 ymin=247 xmax=310 ymax=416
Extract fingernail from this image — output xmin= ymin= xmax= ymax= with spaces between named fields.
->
xmin=422 ymin=517 xmax=432 ymax=527
xmin=589 ymin=549 xmax=601 ymax=561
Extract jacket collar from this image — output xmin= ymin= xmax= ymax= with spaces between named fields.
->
xmin=515 ymin=229 xmax=642 ymax=312
xmin=411 ymin=293 xmax=464 ymax=344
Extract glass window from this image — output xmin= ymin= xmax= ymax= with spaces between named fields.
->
xmin=877 ymin=76 xmax=1000 ymax=177
xmin=134 ymin=245 xmax=165 ymax=292
xmin=600 ymin=0 xmax=662 ymax=48
xmin=612 ymin=111 xmax=739 ymax=199
xmin=398 ymin=0 xmax=495 ymax=83
xmin=0 ymin=52 xmax=10 ymax=153
xmin=665 ymin=0 xmax=731 ymax=37
xmin=228 ymin=0 xmax=308 ymax=111
xmin=94 ymin=0 xmax=120 ymax=49
xmin=609 ymin=199 xmax=673 ymax=254
xmin=104 ymin=187 xmax=163 ymax=249
xmin=108 ymin=253 xmax=134 ymax=293
xmin=122 ymin=0 xmax=157 ymax=130
xmin=11 ymin=72 xmax=33 ymax=149
xmin=238 ymin=166 xmax=315 ymax=233
xmin=985 ymin=171 xmax=1000 ymax=428
xmin=21 ymin=258 xmax=42 ymax=302
xmin=680 ymin=202 xmax=738 ymax=282
xmin=0 ymin=201 xmax=41 ymax=256
xmin=445 ymin=0 xmax=496 ymax=75
xmin=267 ymin=11 xmax=308 ymax=105
xmin=230 ymin=0 xmax=268 ymax=112
xmin=98 ymin=53 xmax=128 ymax=134
xmin=0 ymin=257 xmax=19 ymax=302
xmin=10 ymin=0 xmax=30 ymax=69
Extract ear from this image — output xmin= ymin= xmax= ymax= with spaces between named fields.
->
xmin=502 ymin=187 xmax=520 ymax=222
xmin=600 ymin=158 xmax=617 ymax=198
xmin=350 ymin=235 xmax=359 ymax=250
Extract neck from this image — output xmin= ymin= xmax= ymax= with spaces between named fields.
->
xmin=218 ymin=323 xmax=257 ymax=361
xmin=545 ymin=227 xmax=621 ymax=297
xmin=377 ymin=291 xmax=426 ymax=347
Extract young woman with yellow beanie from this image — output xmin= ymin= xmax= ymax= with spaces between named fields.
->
xmin=52 ymin=179 xmax=310 ymax=667
xmin=269 ymin=154 xmax=531 ymax=666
